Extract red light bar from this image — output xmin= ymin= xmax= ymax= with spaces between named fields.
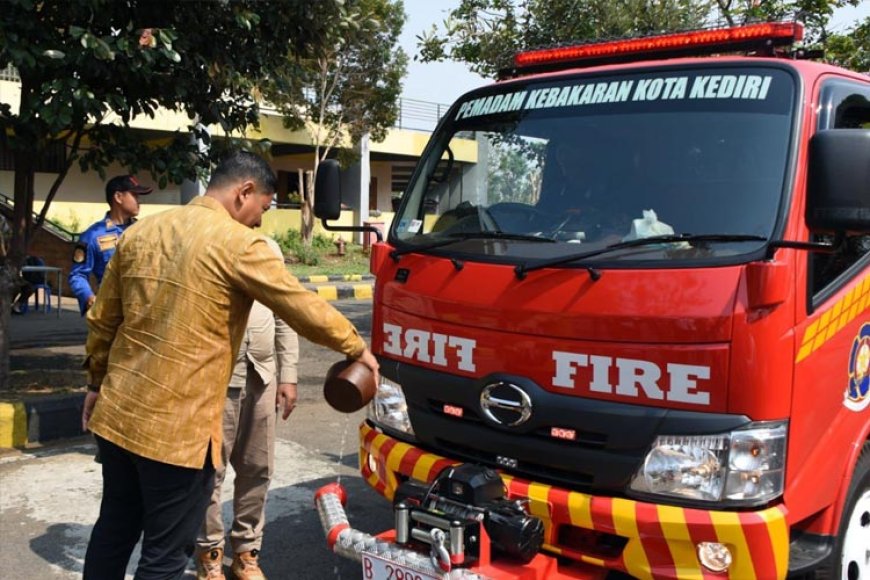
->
xmin=513 ymin=22 xmax=803 ymax=72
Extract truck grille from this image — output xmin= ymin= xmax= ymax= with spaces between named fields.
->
xmin=384 ymin=357 xmax=750 ymax=494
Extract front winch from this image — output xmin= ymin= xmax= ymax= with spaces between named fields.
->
xmin=393 ymin=464 xmax=545 ymax=568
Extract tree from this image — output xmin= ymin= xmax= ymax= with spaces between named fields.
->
xmin=417 ymin=0 xmax=713 ymax=79
xmin=0 ymin=0 xmax=337 ymax=387
xmin=418 ymin=0 xmax=866 ymax=77
xmin=826 ymin=16 xmax=870 ymax=72
xmin=269 ymin=0 xmax=407 ymax=246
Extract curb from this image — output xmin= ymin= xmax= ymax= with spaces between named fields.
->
xmin=296 ymin=274 xmax=374 ymax=283
xmin=303 ymin=282 xmax=373 ymax=301
xmin=0 ymin=393 xmax=86 ymax=448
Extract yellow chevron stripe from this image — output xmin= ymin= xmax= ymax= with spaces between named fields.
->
xmin=410 ymin=453 xmax=439 ymax=483
xmin=366 ymin=469 xmax=381 ymax=489
xmin=657 ymin=505 xmax=703 ymax=580
xmin=827 ymin=300 xmax=845 ymax=340
xmin=849 ymin=299 xmax=863 ymax=322
xmin=567 ymin=490 xmax=594 ymax=530
xmin=758 ymin=508 xmax=789 ymax=578
xmin=527 ymin=482 xmax=553 ymax=540
xmin=796 ymin=319 xmax=819 ymax=362
xmin=344 ymin=274 xmax=363 ymax=281
xmin=796 ymin=275 xmax=870 ymax=363
xmin=612 ymin=498 xmax=652 ymax=580
xmin=308 ymin=275 xmax=329 ymax=283
xmin=379 ymin=434 xmax=412 ymax=500
xmin=861 ymin=277 xmax=870 ymax=310
xmin=709 ymin=511 xmax=755 ymax=580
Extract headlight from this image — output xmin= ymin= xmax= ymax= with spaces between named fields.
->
xmin=629 ymin=422 xmax=786 ymax=506
xmin=367 ymin=376 xmax=415 ymax=437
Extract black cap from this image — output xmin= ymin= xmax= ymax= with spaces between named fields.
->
xmin=105 ymin=175 xmax=153 ymax=204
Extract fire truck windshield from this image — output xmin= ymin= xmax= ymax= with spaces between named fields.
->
xmin=392 ymin=65 xmax=797 ymax=265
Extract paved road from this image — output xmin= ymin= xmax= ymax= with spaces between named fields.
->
xmin=0 ymin=300 xmax=394 ymax=579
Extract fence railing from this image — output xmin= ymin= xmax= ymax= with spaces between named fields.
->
xmin=0 ymin=64 xmax=20 ymax=82
xmin=0 ymin=192 xmax=80 ymax=242
xmin=395 ymin=97 xmax=452 ymax=132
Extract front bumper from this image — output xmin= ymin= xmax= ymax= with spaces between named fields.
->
xmin=360 ymin=422 xmax=790 ymax=580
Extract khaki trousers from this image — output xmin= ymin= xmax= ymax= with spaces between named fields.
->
xmin=198 ymin=362 xmax=276 ymax=554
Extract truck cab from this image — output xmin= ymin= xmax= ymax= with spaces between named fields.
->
xmin=315 ymin=22 xmax=869 ymax=579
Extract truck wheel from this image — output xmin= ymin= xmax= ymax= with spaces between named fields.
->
xmin=820 ymin=442 xmax=870 ymax=579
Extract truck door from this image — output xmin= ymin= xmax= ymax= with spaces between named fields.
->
xmin=787 ymin=77 xmax=870 ymax=527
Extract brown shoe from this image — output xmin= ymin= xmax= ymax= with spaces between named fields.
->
xmin=197 ymin=547 xmax=226 ymax=580
xmin=231 ymin=549 xmax=266 ymax=580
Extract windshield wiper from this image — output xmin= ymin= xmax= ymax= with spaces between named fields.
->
xmin=390 ymin=230 xmax=554 ymax=261
xmin=514 ymin=233 xmax=768 ymax=280
xmin=450 ymin=231 xmax=557 ymax=243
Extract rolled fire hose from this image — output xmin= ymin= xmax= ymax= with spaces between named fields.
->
xmin=314 ymin=483 xmax=489 ymax=579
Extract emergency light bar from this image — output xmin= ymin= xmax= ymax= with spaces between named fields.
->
xmin=507 ymin=22 xmax=804 ymax=77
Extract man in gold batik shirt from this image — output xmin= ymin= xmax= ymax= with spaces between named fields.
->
xmin=80 ymin=151 xmax=378 ymax=580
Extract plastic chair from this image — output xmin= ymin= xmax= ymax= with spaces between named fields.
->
xmin=21 ymin=283 xmax=52 ymax=314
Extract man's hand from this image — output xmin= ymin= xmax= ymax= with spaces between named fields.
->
xmin=82 ymin=390 xmax=99 ymax=431
xmin=355 ymin=348 xmax=380 ymax=387
xmin=85 ymin=295 xmax=96 ymax=311
xmin=276 ymin=382 xmax=297 ymax=420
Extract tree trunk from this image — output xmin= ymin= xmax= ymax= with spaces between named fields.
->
xmin=10 ymin=151 xmax=35 ymax=264
xmin=1 ymin=153 xmax=36 ymax=388
xmin=0 ymin=260 xmax=15 ymax=389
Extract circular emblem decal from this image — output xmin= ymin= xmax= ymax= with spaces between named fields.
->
xmin=480 ymin=382 xmax=532 ymax=427
xmin=845 ymin=323 xmax=870 ymax=412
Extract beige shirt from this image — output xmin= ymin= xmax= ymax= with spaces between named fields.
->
xmin=86 ymin=196 xmax=365 ymax=468
xmin=231 ymin=237 xmax=299 ymax=388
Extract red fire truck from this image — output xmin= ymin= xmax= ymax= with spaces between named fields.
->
xmin=314 ymin=22 xmax=869 ymax=579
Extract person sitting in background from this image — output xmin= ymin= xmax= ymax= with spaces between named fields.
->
xmin=68 ymin=174 xmax=152 ymax=315
xmin=12 ymin=255 xmax=47 ymax=314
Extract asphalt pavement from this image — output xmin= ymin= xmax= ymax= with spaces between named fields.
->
xmin=1 ymin=298 xmax=393 ymax=579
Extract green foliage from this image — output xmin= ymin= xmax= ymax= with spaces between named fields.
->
xmin=0 ymin=0 xmax=342 ymax=259
xmin=273 ymin=229 xmax=336 ymax=265
xmin=265 ymin=0 xmax=408 ymax=244
xmin=825 ymin=16 xmax=869 ymax=71
xmin=287 ymin=244 xmax=371 ymax=278
xmin=417 ymin=0 xmax=711 ymax=78
xmin=51 ymin=209 xmax=83 ymax=234
xmin=273 ymin=0 xmax=408 ymax=146
xmin=417 ymin=0 xmax=867 ymax=78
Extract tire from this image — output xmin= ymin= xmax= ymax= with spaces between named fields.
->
xmin=817 ymin=442 xmax=870 ymax=579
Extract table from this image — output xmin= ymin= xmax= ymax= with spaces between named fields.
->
xmin=21 ymin=265 xmax=63 ymax=318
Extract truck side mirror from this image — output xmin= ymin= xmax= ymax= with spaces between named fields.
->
xmin=312 ymin=158 xmax=385 ymax=245
xmin=314 ymin=159 xmax=341 ymax=221
xmin=806 ymin=129 xmax=870 ymax=234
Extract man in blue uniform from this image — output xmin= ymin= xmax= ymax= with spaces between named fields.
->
xmin=69 ymin=175 xmax=152 ymax=314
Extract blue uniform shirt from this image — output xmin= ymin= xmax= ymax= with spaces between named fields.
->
xmin=68 ymin=214 xmax=135 ymax=314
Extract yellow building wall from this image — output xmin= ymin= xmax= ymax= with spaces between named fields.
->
xmin=2 ymin=79 xmax=474 ymax=232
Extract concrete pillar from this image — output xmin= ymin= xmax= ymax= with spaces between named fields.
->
xmin=339 ymin=133 xmax=371 ymax=244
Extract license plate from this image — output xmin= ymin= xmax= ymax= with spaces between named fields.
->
xmin=361 ymin=552 xmax=441 ymax=580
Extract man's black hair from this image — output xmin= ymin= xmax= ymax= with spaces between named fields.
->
xmin=208 ymin=150 xmax=278 ymax=194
